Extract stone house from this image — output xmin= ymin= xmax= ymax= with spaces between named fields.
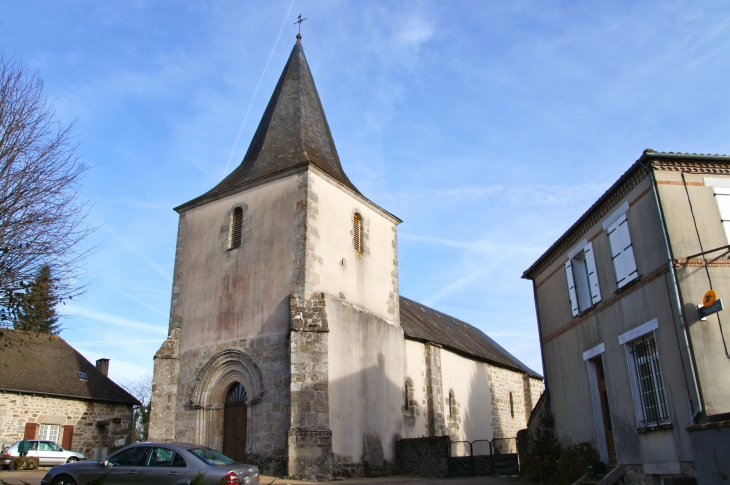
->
xmin=0 ymin=330 xmax=139 ymax=457
xmin=522 ymin=150 xmax=730 ymax=484
xmin=149 ymin=35 xmax=543 ymax=479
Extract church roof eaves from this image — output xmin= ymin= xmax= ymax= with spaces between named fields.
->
xmin=174 ymin=162 xmax=402 ymax=224
xmin=399 ymin=296 xmax=542 ymax=379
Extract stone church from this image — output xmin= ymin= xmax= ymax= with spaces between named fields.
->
xmin=149 ymin=35 xmax=542 ymax=479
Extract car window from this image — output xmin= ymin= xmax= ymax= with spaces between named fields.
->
xmin=19 ymin=441 xmax=39 ymax=453
xmin=146 ymin=447 xmax=186 ymax=468
xmin=188 ymin=448 xmax=236 ymax=465
xmin=49 ymin=442 xmax=63 ymax=452
xmin=171 ymin=453 xmax=186 ymax=468
xmin=39 ymin=442 xmax=54 ymax=451
xmin=107 ymin=446 xmax=149 ymax=467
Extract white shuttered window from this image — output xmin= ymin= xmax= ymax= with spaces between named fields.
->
xmin=607 ymin=214 xmax=638 ymax=288
xmin=713 ymin=187 xmax=730 ymax=243
xmin=565 ymin=241 xmax=602 ymax=317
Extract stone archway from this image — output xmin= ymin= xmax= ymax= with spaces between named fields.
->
xmin=191 ymin=350 xmax=264 ymax=453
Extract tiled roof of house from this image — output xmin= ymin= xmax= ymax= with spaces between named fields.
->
xmin=0 ymin=330 xmax=140 ymax=405
xmin=177 ymin=37 xmax=359 ymax=212
xmin=399 ymin=296 xmax=542 ymax=378
xmin=522 ymin=149 xmax=730 ymax=279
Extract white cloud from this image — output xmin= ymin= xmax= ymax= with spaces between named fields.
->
xmin=61 ymin=305 xmax=167 ymax=336
xmin=394 ymin=15 xmax=434 ymax=49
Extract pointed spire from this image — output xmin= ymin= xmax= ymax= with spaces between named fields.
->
xmin=202 ymin=38 xmax=359 ymax=200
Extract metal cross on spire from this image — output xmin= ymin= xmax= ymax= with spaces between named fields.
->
xmin=294 ymin=13 xmax=307 ymax=35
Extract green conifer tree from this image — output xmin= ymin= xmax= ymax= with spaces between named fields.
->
xmin=14 ymin=265 xmax=60 ymax=334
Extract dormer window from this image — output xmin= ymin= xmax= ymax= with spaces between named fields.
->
xmin=78 ymin=372 xmax=88 ymax=380
xmin=230 ymin=207 xmax=243 ymax=249
xmin=353 ymin=213 xmax=363 ymax=253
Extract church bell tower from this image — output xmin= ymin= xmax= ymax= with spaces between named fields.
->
xmin=149 ymin=35 xmax=404 ymax=480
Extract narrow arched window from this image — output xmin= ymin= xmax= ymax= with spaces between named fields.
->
xmin=404 ymin=381 xmax=410 ymax=409
xmin=449 ymin=390 xmax=456 ymax=419
xmin=230 ymin=207 xmax=243 ymax=249
xmin=353 ymin=213 xmax=363 ymax=253
xmin=509 ymin=391 xmax=514 ymax=418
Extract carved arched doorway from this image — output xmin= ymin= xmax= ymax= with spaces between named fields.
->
xmin=223 ymin=383 xmax=248 ymax=462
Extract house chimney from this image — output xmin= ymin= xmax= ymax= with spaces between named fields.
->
xmin=96 ymin=358 xmax=110 ymax=377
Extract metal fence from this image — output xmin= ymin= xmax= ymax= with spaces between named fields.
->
xmin=447 ymin=438 xmax=519 ymax=478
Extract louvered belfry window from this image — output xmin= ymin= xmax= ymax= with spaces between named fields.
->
xmin=353 ymin=213 xmax=363 ymax=253
xmin=231 ymin=207 xmax=243 ymax=249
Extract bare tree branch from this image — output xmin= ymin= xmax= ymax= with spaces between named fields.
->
xmin=0 ymin=52 xmax=93 ymax=327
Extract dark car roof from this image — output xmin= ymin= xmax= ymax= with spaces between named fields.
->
xmin=0 ymin=330 xmax=140 ymax=405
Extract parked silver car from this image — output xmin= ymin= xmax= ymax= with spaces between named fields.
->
xmin=1 ymin=440 xmax=86 ymax=467
xmin=41 ymin=442 xmax=260 ymax=485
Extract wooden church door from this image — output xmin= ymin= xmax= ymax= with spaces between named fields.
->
xmin=223 ymin=383 xmax=248 ymax=462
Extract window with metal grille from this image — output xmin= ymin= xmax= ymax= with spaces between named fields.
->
xmin=353 ymin=213 xmax=363 ymax=253
xmin=38 ymin=424 xmax=60 ymax=443
xmin=630 ymin=335 xmax=670 ymax=427
xmin=230 ymin=207 xmax=243 ymax=249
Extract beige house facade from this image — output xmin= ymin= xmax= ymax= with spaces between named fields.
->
xmin=523 ymin=150 xmax=730 ymax=484
xmin=149 ymin=36 xmax=542 ymax=479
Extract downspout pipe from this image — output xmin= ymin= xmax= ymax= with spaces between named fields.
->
xmin=531 ymin=279 xmax=549 ymax=391
xmin=640 ymin=161 xmax=703 ymax=424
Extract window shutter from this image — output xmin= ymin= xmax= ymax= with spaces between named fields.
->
xmin=608 ymin=214 xmax=638 ymax=288
xmin=714 ymin=188 xmax=730 ymax=243
xmin=583 ymin=242 xmax=602 ymax=304
xmin=62 ymin=425 xmax=74 ymax=450
xmin=24 ymin=422 xmax=39 ymax=440
xmin=565 ymin=260 xmax=580 ymax=317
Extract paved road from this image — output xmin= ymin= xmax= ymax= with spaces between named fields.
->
xmin=0 ymin=470 xmax=531 ymax=485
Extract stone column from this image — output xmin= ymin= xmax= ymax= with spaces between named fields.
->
xmin=149 ymin=328 xmax=180 ymax=441
xmin=425 ymin=343 xmax=446 ymax=437
xmin=288 ymin=293 xmax=333 ymax=480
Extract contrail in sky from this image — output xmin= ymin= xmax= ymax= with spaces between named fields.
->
xmin=222 ymin=0 xmax=297 ymax=177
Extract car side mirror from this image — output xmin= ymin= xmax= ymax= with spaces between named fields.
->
xmin=100 ymin=460 xmax=109 ymax=467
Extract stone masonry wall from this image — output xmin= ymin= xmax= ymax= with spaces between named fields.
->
xmin=424 ymin=343 xmax=445 ymax=437
xmin=288 ymin=292 xmax=332 ymax=480
xmin=394 ymin=436 xmax=449 ymax=478
xmin=487 ymin=365 xmax=542 ymax=453
xmin=171 ymin=334 xmax=290 ymax=475
xmin=0 ymin=393 xmax=133 ymax=457
xmin=149 ymin=328 xmax=180 ymax=442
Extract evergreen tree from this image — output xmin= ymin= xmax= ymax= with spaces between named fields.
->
xmin=14 ymin=265 xmax=60 ymax=334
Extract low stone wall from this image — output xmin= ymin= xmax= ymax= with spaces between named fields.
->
xmin=395 ymin=436 xmax=449 ymax=478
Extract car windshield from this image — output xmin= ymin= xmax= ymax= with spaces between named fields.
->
xmin=188 ymin=448 xmax=237 ymax=465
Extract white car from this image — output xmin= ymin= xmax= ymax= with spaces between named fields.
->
xmin=1 ymin=440 xmax=86 ymax=467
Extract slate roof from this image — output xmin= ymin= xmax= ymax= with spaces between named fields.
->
xmin=522 ymin=149 xmax=730 ymax=280
xmin=399 ymin=296 xmax=541 ymax=378
xmin=177 ymin=37 xmax=358 ymax=212
xmin=0 ymin=330 xmax=140 ymax=405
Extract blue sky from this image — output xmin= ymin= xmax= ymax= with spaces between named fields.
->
xmin=3 ymin=1 xmax=730 ymax=383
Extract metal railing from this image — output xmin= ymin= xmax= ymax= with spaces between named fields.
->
xmin=447 ymin=437 xmax=519 ymax=477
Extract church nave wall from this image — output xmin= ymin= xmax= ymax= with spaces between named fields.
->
xmin=439 ymin=348 xmax=494 ymax=443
